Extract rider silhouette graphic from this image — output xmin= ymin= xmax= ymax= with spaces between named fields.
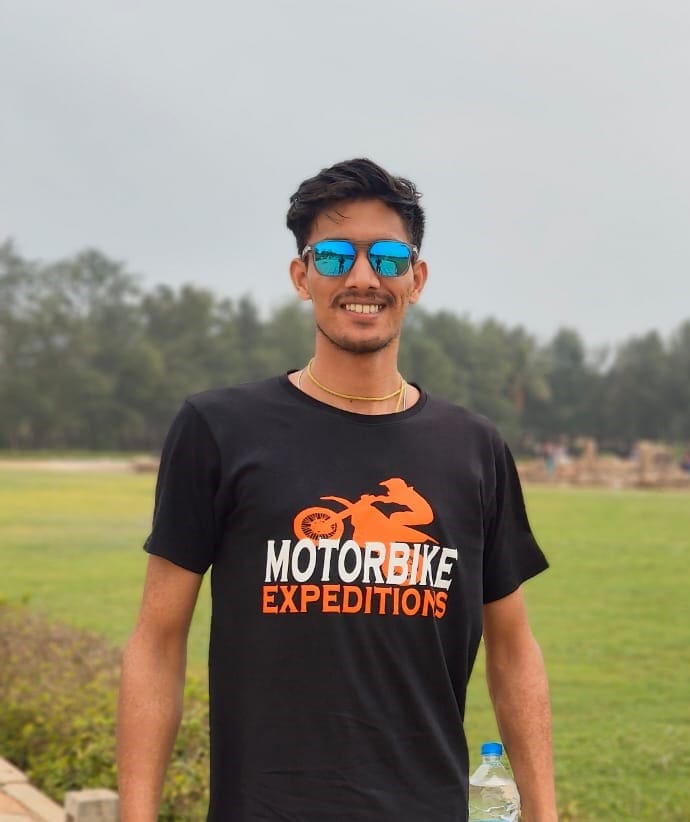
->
xmin=293 ymin=478 xmax=437 ymax=582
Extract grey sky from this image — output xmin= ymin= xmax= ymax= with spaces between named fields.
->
xmin=2 ymin=0 xmax=689 ymax=348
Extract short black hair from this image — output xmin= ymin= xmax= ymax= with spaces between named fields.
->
xmin=286 ymin=158 xmax=425 ymax=254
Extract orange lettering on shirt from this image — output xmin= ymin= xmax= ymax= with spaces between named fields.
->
xmin=374 ymin=586 xmax=392 ymax=615
xmin=422 ymin=588 xmax=437 ymax=617
xmin=434 ymin=591 xmax=448 ymax=619
xmin=321 ymin=584 xmax=340 ymax=613
xmin=342 ymin=586 xmax=363 ymax=613
xmin=279 ymin=584 xmax=299 ymax=613
xmin=262 ymin=585 xmax=278 ymax=614
xmin=401 ymin=587 xmax=421 ymax=616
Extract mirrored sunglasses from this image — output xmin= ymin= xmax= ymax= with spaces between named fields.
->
xmin=302 ymin=239 xmax=418 ymax=277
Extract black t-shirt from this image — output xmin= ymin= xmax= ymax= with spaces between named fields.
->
xmin=145 ymin=374 xmax=548 ymax=821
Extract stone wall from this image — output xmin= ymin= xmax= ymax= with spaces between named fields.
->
xmin=0 ymin=758 xmax=118 ymax=822
xmin=519 ymin=439 xmax=690 ymax=489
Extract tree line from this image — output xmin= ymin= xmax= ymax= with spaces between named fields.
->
xmin=1 ymin=240 xmax=689 ymax=454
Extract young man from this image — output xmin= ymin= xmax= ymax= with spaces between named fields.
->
xmin=117 ymin=158 xmax=557 ymax=821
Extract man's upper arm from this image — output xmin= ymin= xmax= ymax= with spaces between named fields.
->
xmin=134 ymin=554 xmax=204 ymax=643
xmin=482 ymin=587 xmax=536 ymax=665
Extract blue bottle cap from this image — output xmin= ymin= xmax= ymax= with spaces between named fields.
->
xmin=481 ymin=741 xmax=503 ymax=756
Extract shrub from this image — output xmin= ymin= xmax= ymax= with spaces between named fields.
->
xmin=0 ymin=603 xmax=209 ymax=819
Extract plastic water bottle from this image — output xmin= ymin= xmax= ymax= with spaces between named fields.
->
xmin=468 ymin=741 xmax=520 ymax=822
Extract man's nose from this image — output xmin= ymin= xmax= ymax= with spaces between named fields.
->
xmin=342 ymin=250 xmax=380 ymax=289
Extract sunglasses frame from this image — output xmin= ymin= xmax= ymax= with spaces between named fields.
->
xmin=301 ymin=238 xmax=419 ymax=278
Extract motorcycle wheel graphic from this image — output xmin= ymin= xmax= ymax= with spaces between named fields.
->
xmin=293 ymin=506 xmax=345 ymax=540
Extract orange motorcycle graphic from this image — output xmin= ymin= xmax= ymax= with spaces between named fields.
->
xmin=293 ymin=478 xmax=437 ymax=582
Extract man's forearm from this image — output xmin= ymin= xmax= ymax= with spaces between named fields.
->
xmin=486 ymin=632 xmax=557 ymax=822
xmin=116 ymin=629 xmax=187 ymax=821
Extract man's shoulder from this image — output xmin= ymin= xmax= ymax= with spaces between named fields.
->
xmin=422 ymin=391 xmax=501 ymax=441
xmin=186 ymin=375 xmax=284 ymax=413
xmin=177 ymin=376 xmax=288 ymax=436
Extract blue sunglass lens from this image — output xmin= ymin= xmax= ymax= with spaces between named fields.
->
xmin=368 ymin=241 xmax=412 ymax=277
xmin=312 ymin=241 xmax=356 ymax=276
xmin=310 ymin=240 xmax=413 ymax=277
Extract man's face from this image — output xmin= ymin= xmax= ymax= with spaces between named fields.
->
xmin=290 ymin=199 xmax=427 ymax=355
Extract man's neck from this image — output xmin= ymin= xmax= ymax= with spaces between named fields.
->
xmin=291 ymin=344 xmax=417 ymax=415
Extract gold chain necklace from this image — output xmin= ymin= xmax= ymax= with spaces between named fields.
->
xmin=304 ymin=358 xmax=406 ymax=409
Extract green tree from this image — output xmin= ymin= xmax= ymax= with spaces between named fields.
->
xmin=599 ymin=331 xmax=670 ymax=448
xmin=400 ymin=309 xmax=466 ymax=403
xmin=525 ymin=328 xmax=598 ymax=442
xmin=0 ymin=244 xmax=146 ymax=448
xmin=254 ymin=301 xmax=314 ymax=375
xmin=140 ymin=285 xmax=246 ymax=440
xmin=2 ymin=240 xmax=689 ymax=452
xmin=666 ymin=321 xmax=690 ymax=442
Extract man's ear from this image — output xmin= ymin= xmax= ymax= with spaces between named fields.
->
xmin=408 ymin=259 xmax=428 ymax=304
xmin=289 ymin=257 xmax=312 ymax=301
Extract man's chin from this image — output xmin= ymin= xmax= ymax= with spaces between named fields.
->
xmin=316 ymin=325 xmax=397 ymax=355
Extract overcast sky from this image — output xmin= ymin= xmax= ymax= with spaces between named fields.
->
xmin=2 ymin=0 xmax=689 ymax=348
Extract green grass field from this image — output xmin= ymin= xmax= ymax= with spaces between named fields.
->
xmin=1 ymin=466 xmax=688 ymax=820
xmin=0 ymin=466 xmax=212 ymax=668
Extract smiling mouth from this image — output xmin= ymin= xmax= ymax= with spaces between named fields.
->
xmin=343 ymin=303 xmax=383 ymax=314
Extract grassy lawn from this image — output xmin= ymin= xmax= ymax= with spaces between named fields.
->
xmin=0 ymin=466 xmax=211 ymax=669
xmin=1 ymin=466 xmax=688 ymax=819
xmin=465 ymin=486 xmax=690 ymax=820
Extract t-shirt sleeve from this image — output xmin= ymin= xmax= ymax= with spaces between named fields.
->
xmin=144 ymin=399 xmax=222 ymax=574
xmin=482 ymin=433 xmax=549 ymax=603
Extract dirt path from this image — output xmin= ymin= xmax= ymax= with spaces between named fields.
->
xmin=0 ymin=457 xmax=157 ymax=473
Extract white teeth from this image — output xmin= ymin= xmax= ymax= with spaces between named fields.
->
xmin=345 ymin=304 xmax=381 ymax=314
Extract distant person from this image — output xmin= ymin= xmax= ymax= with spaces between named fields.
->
xmin=543 ymin=440 xmax=556 ymax=476
xmin=681 ymin=447 xmax=690 ymax=473
xmin=117 ymin=158 xmax=557 ymax=821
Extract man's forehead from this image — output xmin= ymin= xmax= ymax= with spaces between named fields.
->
xmin=318 ymin=205 xmax=351 ymax=228
xmin=308 ymin=199 xmax=409 ymax=240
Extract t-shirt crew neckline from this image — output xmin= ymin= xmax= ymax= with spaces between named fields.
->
xmin=280 ymin=371 xmax=428 ymax=423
